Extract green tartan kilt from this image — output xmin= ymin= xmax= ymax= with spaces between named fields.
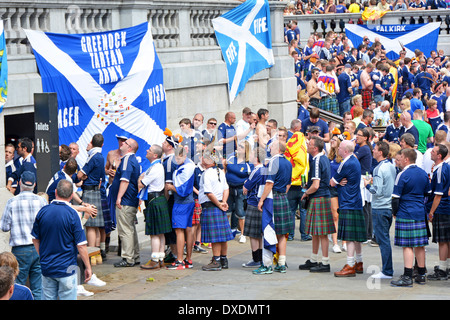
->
xmin=306 ymin=197 xmax=336 ymax=236
xmin=337 ymin=209 xmax=366 ymax=242
xmin=273 ymin=193 xmax=292 ymax=235
xmin=144 ymin=196 xmax=172 ymax=236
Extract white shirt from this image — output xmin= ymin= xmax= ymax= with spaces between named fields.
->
xmin=141 ymin=160 xmax=165 ymax=193
xmin=198 ymin=166 xmax=228 ymax=204
xmin=235 ymin=118 xmax=254 ymax=147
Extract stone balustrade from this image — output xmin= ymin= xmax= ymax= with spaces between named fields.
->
xmin=284 ymin=9 xmax=450 ymax=52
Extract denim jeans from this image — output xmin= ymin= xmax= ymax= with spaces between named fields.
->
xmin=42 ymin=273 xmax=77 ymax=300
xmin=227 ymin=186 xmax=245 ymax=230
xmin=287 ymin=186 xmax=308 ymax=240
xmin=339 ymin=99 xmax=351 ymax=116
xmin=372 ymin=208 xmax=393 ymax=276
xmin=11 ymin=245 xmax=42 ymax=300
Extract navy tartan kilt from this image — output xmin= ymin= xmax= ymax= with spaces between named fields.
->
xmin=201 ymin=206 xmax=234 ymax=243
xmin=432 ymin=214 xmax=450 ymax=243
xmin=82 ymin=189 xmax=104 ymax=228
xmin=273 ymin=193 xmax=292 ymax=235
xmin=394 ymin=218 xmax=429 ymax=248
xmin=337 ymin=209 xmax=366 ymax=242
xmin=144 ymin=196 xmax=172 ymax=236
xmin=243 ymin=204 xmax=262 ymax=239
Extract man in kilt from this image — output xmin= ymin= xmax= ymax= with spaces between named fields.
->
xmin=257 ymin=141 xmax=293 ymax=273
xmin=330 ymin=140 xmax=366 ymax=277
xmin=317 ymin=64 xmax=340 ymax=116
xmin=139 ymin=144 xmax=172 ymax=270
xmin=242 ymin=147 xmax=267 ymax=269
xmin=426 ymin=144 xmax=450 ymax=281
xmin=198 ymin=150 xmax=233 ymax=271
xmin=299 ymin=136 xmax=335 ymax=273
xmin=360 ymin=63 xmax=374 ymax=109
xmin=391 ymin=148 xmax=430 ymax=287
xmin=77 ymin=134 xmax=106 ymax=259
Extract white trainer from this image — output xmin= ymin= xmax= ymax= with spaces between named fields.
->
xmin=77 ymin=285 xmax=94 ymax=297
xmin=370 ymin=272 xmax=392 ymax=279
xmin=332 ymin=244 xmax=342 ymax=253
xmin=87 ymin=274 xmax=106 ymax=287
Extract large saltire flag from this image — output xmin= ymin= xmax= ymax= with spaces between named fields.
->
xmin=24 ymin=22 xmax=166 ymax=171
xmin=361 ymin=7 xmax=388 ymax=21
xmin=0 ymin=21 xmax=8 ymax=113
xmin=345 ymin=23 xmax=441 ymax=62
xmin=212 ymin=0 xmax=274 ymax=104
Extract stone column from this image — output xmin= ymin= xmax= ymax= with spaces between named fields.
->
xmin=267 ymin=1 xmax=297 ymax=128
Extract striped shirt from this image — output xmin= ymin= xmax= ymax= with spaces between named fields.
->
xmin=0 ymin=191 xmax=47 ymax=247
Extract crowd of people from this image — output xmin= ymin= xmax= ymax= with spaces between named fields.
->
xmin=1 ymin=24 xmax=450 ymax=300
xmin=284 ymin=0 xmax=450 ymax=15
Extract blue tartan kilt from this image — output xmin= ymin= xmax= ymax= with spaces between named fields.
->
xmin=394 ymin=218 xmax=429 ymax=248
xmin=201 ymin=206 xmax=234 ymax=243
xmin=337 ymin=209 xmax=366 ymax=242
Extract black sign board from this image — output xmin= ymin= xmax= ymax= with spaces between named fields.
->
xmin=34 ymin=93 xmax=60 ymax=193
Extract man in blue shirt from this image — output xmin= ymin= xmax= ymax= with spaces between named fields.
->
xmin=257 ymin=141 xmax=293 ymax=273
xmin=300 ymin=136 xmax=335 ymax=273
xmin=413 ymin=65 xmax=433 ymax=100
xmin=337 ymin=64 xmax=353 ymax=116
xmin=330 ymin=140 xmax=366 ymax=277
xmin=391 ymin=148 xmax=430 ymax=287
xmin=301 ymin=107 xmax=330 ymax=143
xmin=110 ymin=138 xmax=142 ymax=267
xmin=46 ymin=158 xmax=78 ymax=202
xmin=78 ymin=134 xmax=106 ymax=255
xmin=427 ymin=144 xmax=450 ymax=281
xmin=31 ymin=179 xmax=92 ymax=300
xmin=383 ymin=113 xmax=402 ymax=144
xmin=217 ymin=112 xmax=237 ymax=159
xmin=410 ymin=88 xmax=424 ymax=113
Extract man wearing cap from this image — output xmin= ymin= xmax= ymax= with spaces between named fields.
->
xmin=0 ymin=171 xmax=47 ymax=300
xmin=109 ymin=138 xmax=141 ymax=267
xmin=337 ymin=64 xmax=354 ymax=116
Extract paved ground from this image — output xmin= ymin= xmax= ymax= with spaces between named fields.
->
xmin=79 ymin=220 xmax=450 ymax=302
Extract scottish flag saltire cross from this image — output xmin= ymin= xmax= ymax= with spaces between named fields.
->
xmin=345 ymin=23 xmax=441 ymax=62
xmin=0 ymin=21 xmax=8 ymax=113
xmin=212 ymin=0 xmax=274 ymax=104
xmin=24 ymin=22 xmax=166 ymax=171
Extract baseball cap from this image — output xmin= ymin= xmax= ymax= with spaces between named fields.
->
xmin=20 ymin=171 xmax=36 ymax=187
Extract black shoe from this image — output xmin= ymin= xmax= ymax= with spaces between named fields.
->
xmin=415 ymin=274 xmax=426 ymax=285
xmin=100 ymin=250 xmax=107 ymax=261
xmin=299 ymin=259 xmax=318 ymax=270
xmin=114 ymin=259 xmax=135 ymax=268
xmin=310 ymin=262 xmax=330 ymax=273
xmin=427 ymin=267 xmax=448 ymax=281
xmin=220 ymin=257 xmax=229 ymax=269
xmin=390 ymin=274 xmax=413 ymax=287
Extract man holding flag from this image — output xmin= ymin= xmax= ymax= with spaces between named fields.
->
xmin=257 ymin=141 xmax=292 ymax=273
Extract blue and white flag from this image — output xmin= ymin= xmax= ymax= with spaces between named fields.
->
xmin=0 ymin=21 xmax=8 ymax=113
xmin=258 ymin=184 xmax=277 ymax=266
xmin=212 ymin=0 xmax=274 ymax=104
xmin=24 ymin=23 xmax=166 ymax=171
xmin=345 ymin=22 xmax=441 ymax=62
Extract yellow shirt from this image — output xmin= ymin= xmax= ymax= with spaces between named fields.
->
xmin=348 ymin=3 xmax=361 ymax=13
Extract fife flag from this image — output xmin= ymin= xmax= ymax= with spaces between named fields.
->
xmin=212 ymin=0 xmax=274 ymax=104
xmin=345 ymin=23 xmax=441 ymax=62
xmin=25 ymin=23 xmax=166 ymax=171
xmin=0 ymin=21 xmax=7 ymax=113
